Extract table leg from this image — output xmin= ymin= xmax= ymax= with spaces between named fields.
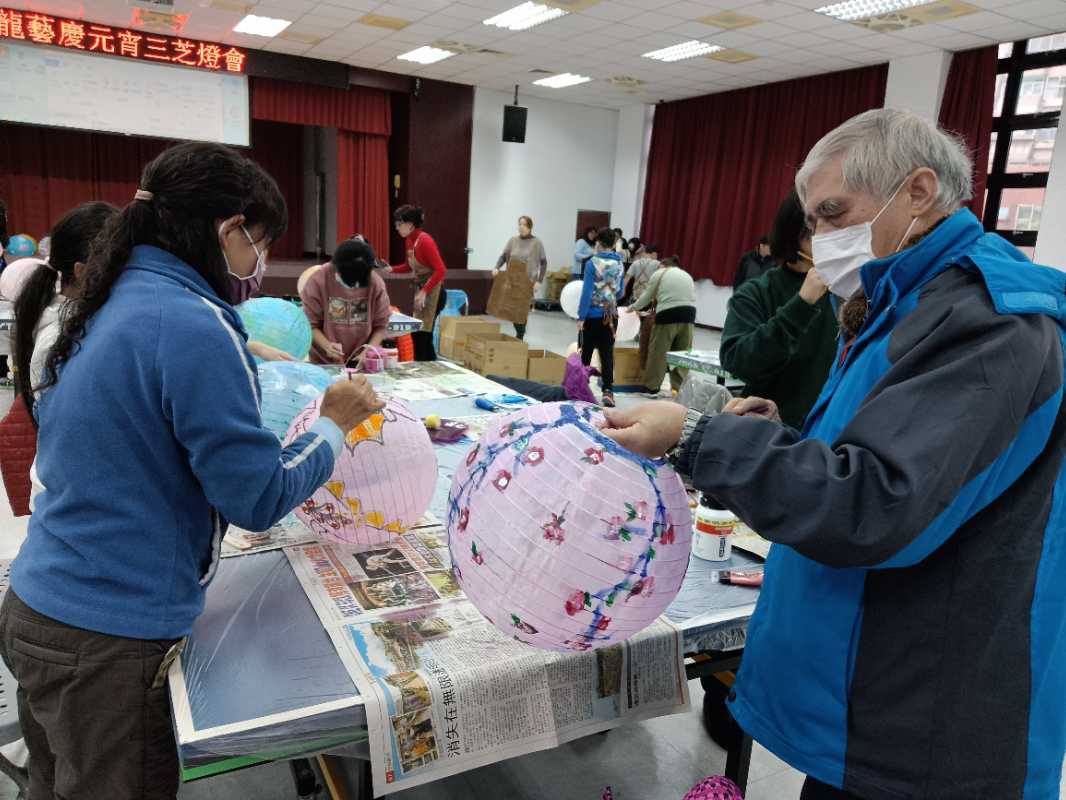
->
xmin=724 ymin=731 xmax=753 ymax=795
xmin=290 ymin=758 xmax=320 ymax=798
xmin=716 ymin=375 xmax=726 ymax=386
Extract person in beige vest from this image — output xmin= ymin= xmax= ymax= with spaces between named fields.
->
xmin=492 ymin=215 xmax=547 ymax=340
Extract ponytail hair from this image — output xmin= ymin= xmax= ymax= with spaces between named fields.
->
xmin=14 ymin=201 xmax=118 ymax=414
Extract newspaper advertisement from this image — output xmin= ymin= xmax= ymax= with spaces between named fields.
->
xmin=285 ymin=525 xmax=462 ymax=625
xmin=339 ymin=600 xmax=689 ymax=795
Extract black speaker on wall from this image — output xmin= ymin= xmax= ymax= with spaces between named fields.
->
xmin=503 ymin=105 xmax=527 ymax=143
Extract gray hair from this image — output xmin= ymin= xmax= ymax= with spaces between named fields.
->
xmin=796 ymin=108 xmax=974 ymax=213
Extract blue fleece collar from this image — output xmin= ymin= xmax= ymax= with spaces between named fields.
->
xmin=125 ymin=245 xmax=246 ymax=335
xmin=860 ymin=209 xmax=985 ymax=305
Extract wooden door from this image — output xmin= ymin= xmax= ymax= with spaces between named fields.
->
xmin=575 ymin=209 xmax=611 ymax=242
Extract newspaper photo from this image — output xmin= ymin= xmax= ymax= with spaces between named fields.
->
xmin=338 ymin=601 xmax=689 ymax=795
xmin=285 ymin=525 xmax=461 ymax=626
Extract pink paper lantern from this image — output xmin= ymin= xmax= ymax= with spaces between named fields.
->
xmin=447 ymin=401 xmax=692 ymax=652
xmin=285 ymin=396 xmax=438 ymax=546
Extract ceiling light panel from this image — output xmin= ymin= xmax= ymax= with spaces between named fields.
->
xmin=643 ymin=41 xmax=723 ymax=62
xmin=397 ymin=46 xmax=457 ymax=65
xmin=814 ymin=0 xmax=933 ymax=22
xmin=532 ymin=72 xmax=591 ymax=88
xmin=233 ymin=14 xmax=292 ymax=36
xmin=484 ymin=2 xmax=569 ymax=32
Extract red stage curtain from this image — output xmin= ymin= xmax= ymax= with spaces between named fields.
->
xmin=938 ymin=46 xmax=998 ymax=218
xmin=0 ymin=121 xmax=306 ymax=259
xmin=0 ymin=123 xmax=171 ymax=238
xmin=251 ymin=77 xmax=391 ymax=136
xmin=640 ymin=64 xmax=888 ymax=284
xmin=337 ymin=130 xmax=390 ymax=255
xmin=248 ymin=119 xmax=305 ymax=259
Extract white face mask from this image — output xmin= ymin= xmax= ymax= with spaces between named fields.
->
xmin=811 ymin=180 xmax=918 ymax=299
xmin=221 ymin=223 xmax=266 ymax=283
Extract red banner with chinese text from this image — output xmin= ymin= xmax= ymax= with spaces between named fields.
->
xmin=0 ymin=7 xmax=246 ymax=73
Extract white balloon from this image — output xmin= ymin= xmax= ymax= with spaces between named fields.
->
xmin=0 ymin=258 xmax=49 ymax=302
xmin=560 ymin=280 xmax=584 ymax=319
xmin=616 ymin=306 xmax=640 ymax=341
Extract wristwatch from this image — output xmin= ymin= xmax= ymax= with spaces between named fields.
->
xmin=665 ymin=407 xmax=704 ymax=477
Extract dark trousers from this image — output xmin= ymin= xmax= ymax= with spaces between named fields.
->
xmin=513 ymin=323 xmax=526 ymax=341
xmin=801 ymin=777 xmax=865 ymax=799
xmin=488 ymin=375 xmax=567 ymax=403
xmin=581 ymin=316 xmax=615 ymax=392
xmin=0 ymin=591 xmax=182 ymax=799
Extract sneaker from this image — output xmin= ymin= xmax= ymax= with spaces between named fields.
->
xmin=601 ymin=390 xmax=616 ymax=408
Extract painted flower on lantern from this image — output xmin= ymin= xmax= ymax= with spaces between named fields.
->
xmin=563 ymin=639 xmax=593 ymax=651
xmin=625 ymin=501 xmax=649 ymax=521
xmin=542 ymin=510 xmax=566 ymax=545
xmin=595 ymin=616 xmax=611 ymax=631
xmin=457 ymin=508 xmax=470 ymax=533
xmin=627 ymin=576 xmax=655 ymax=601
xmin=492 ymin=470 xmax=512 ymax=491
xmin=471 ymin=542 xmax=484 ymax=565
xmin=522 ymin=446 xmax=545 ymax=466
xmin=603 ymin=515 xmax=624 ymax=541
xmin=660 ymin=523 xmax=676 ymax=545
xmin=582 ymin=447 xmax=605 ymax=465
xmin=466 ymin=444 xmax=480 ymax=467
xmin=499 ymin=420 xmax=527 ymax=439
xmin=564 ymin=589 xmax=586 ymax=617
xmin=511 ymin=614 xmax=539 ymax=635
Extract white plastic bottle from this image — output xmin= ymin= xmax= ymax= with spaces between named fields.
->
xmin=693 ymin=499 xmax=738 ymax=562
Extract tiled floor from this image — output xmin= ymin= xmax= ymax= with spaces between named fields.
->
xmin=1 ymin=313 xmax=1061 ymax=799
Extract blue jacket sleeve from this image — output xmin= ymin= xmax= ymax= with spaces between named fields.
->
xmin=159 ymin=301 xmax=343 ymax=532
xmin=577 ymin=261 xmax=595 ymax=320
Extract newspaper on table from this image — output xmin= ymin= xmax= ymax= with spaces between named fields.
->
xmin=285 ymin=525 xmax=461 ymax=623
xmin=224 ymin=512 xmax=438 ymax=558
xmin=285 ymin=526 xmax=690 ymax=796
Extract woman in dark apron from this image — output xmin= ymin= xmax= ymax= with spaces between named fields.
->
xmin=387 ymin=205 xmax=446 ymax=360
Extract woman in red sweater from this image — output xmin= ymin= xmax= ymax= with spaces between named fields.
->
xmin=386 ymin=204 xmax=445 ymax=360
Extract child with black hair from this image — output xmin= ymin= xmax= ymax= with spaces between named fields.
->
xmin=12 ymin=202 xmax=119 ymax=412
xmin=578 ymin=228 xmax=625 ymax=407
xmin=301 ymin=238 xmax=392 ymax=365
xmin=0 ymin=142 xmax=383 ymax=799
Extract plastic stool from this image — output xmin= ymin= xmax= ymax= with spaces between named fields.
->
xmin=432 ymin=289 xmax=470 ymax=352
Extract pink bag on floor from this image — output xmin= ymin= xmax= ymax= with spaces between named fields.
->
xmin=601 ymin=776 xmax=743 ymax=800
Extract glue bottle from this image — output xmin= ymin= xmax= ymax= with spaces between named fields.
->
xmin=693 ymin=495 xmax=738 ymax=562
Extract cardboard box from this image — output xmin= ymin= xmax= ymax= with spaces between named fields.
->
xmin=545 ymin=272 xmax=570 ymax=303
xmin=465 ymin=333 xmax=528 ymax=379
xmin=527 ymin=349 xmax=566 ymax=384
xmin=438 ymin=317 xmax=500 ymax=361
xmin=613 ymin=346 xmax=644 ymax=387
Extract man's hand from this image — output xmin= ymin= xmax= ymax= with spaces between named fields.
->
xmin=722 ymin=396 xmax=782 ymax=423
xmin=324 ymin=341 xmax=345 ymax=363
xmin=320 ymin=377 xmax=385 ymax=434
xmin=799 ymin=267 xmax=829 ymax=305
xmin=598 ymin=401 xmax=687 ymax=459
xmin=248 ymin=341 xmax=295 ymax=362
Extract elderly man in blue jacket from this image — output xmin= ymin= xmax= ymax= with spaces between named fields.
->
xmin=603 ymin=108 xmax=1066 ymax=800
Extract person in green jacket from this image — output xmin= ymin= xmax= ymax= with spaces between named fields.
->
xmin=720 ymin=189 xmax=838 ymax=429
xmin=630 ymin=256 xmax=697 ymax=396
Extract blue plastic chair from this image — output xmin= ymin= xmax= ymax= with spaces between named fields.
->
xmin=433 ymin=289 xmax=470 ymax=353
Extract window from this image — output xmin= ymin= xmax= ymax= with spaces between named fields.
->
xmin=984 ymin=32 xmax=1065 ymax=252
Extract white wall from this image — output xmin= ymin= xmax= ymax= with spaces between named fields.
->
xmin=1035 ymin=108 xmax=1066 ymax=268
xmin=884 ymin=51 xmax=953 ymax=120
xmin=467 ymin=88 xmax=619 ymax=271
xmin=610 ymin=104 xmax=655 ymax=239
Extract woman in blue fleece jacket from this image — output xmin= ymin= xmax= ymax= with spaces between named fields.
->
xmin=0 ymin=142 xmax=382 ymax=799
